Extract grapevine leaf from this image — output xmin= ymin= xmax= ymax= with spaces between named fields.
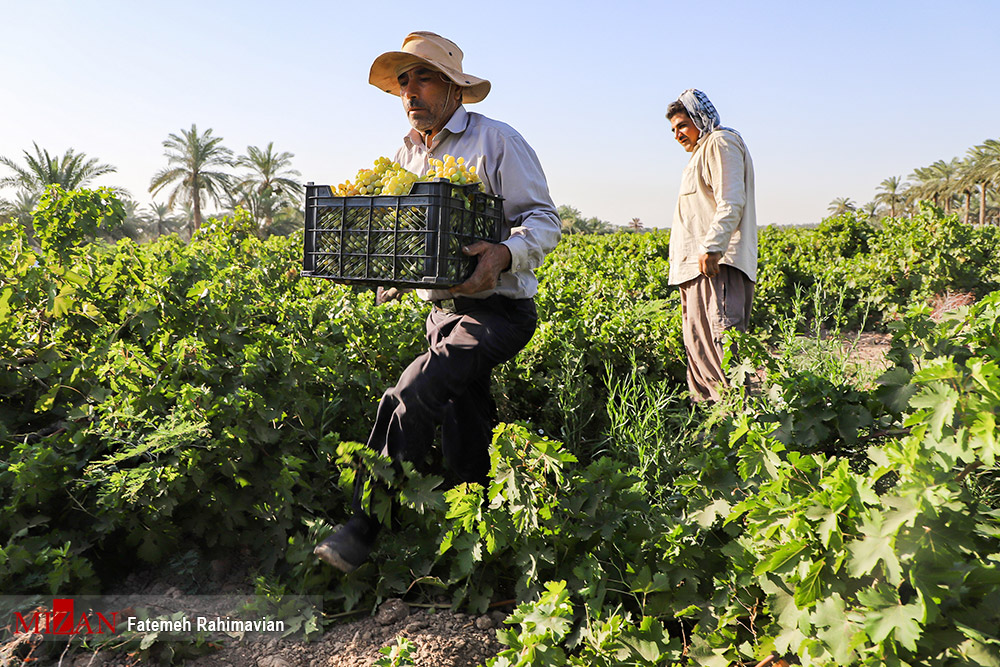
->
xmin=848 ymin=518 xmax=903 ymax=585
xmin=875 ymin=366 xmax=916 ymax=413
xmin=399 ymin=473 xmax=445 ymax=514
xmin=793 ymin=558 xmax=824 ymax=608
xmin=971 ymin=412 xmax=998 ymax=466
xmin=864 ymin=601 xmax=924 ymax=651
xmin=693 ymin=498 xmax=732 ymax=529
xmin=806 ymin=504 xmax=841 ymax=548
xmin=909 ymin=383 xmax=959 ymax=438
xmin=813 ymin=594 xmax=862 ymax=665
xmin=754 ymin=540 xmax=809 ymax=576
xmin=883 ymin=494 xmax=921 ymax=534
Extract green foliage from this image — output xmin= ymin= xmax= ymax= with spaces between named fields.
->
xmin=291 ymin=422 xmax=710 ymax=624
xmin=4 ymin=187 xmax=1000 ymax=666
xmin=863 ymin=203 xmax=992 ymax=310
xmin=499 ymin=231 xmax=686 ymax=454
xmin=678 ymin=294 xmax=1000 ymax=666
xmin=754 ymin=207 xmax=1000 ymax=332
xmin=375 ymin=636 xmax=418 ymax=667
xmin=488 ymin=580 xmax=682 ymax=667
xmin=32 ymin=184 xmax=125 ymax=260
xmin=1 ymin=189 xmax=425 ymax=597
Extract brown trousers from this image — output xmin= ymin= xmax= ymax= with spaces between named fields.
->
xmin=679 ymin=265 xmax=754 ymax=403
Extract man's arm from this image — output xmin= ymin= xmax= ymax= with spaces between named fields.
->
xmin=450 ymin=129 xmax=560 ymax=295
xmin=497 ymin=131 xmax=561 ymax=276
xmin=700 ymin=131 xmax=747 ymax=257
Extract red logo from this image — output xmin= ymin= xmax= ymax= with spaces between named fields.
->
xmin=12 ymin=599 xmax=120 ymax=636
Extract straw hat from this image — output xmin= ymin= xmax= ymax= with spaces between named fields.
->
xmin=369 ymin=31 xmax=491 ymax=103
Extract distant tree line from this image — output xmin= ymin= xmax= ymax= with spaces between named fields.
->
xmin=828 ymin=137 xmax=1000 ymax=224
xmin=9 ymin=129 xmax=996 ymax=243
xmin=557 ymin=205 xmax=646 ymax=234
xmin=0 ymin=124 xmax=304 ymax=243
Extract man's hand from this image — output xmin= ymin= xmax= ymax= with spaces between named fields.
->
xmin=449 ymin=241 xmax=511 ymax=295
xmin=376 ymin=286 xmax=403 ymax=305
xmin=699 ymin=251 xmax=722 ymax=278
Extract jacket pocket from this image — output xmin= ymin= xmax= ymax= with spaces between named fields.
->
xmin=679 ymin=167 xmax=697 ymax=196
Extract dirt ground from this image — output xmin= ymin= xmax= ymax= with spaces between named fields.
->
xmin=11 ymin=580 xmax=508 ymax=667
xmin=834 ymin=329 xmax=893 ymax=370
xmin=173 ymin=603 xmax=507 ymax=667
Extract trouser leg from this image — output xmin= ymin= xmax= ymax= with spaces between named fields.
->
xmin=350 ymin=297 xmax=537 ymax=536
xmin=441 ymin=369 xmax=496 ymax=487
xmin=680 ymin=265 xmax=754 ymax=403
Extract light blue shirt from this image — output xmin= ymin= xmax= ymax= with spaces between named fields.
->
xmin=395 ymin=106 xmax=562 ymax=301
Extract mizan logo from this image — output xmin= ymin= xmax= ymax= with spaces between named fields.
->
xmin=12 ymin=598 xmax=120 ymax=636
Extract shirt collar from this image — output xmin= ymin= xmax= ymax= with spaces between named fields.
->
xmin=403 ymin=105 xmax=470 ymax=150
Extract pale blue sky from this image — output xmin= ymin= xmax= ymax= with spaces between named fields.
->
xmin=2 ymin=0 xmax=998 ymax=227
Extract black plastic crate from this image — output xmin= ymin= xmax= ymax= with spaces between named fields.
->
xmin=302 ymin=180 xmax=503 ymax=288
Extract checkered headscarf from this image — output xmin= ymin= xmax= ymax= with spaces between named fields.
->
xmin=678 ymin=89 xmax=723 ymax=135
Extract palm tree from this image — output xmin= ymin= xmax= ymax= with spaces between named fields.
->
xmin=234 ymin=142 xmax=302 ymax=235
xmin=909 ymin=158 xmax=961 ymax=213
xmin=558 ymin=204 xmax=584 ymax=234
xmin=146 ymin=201 xmax=184 ymax=238
xmin=952 ymin=156 xmax=981 ymax=225
xmin=858 ymin=200 xmax=879 ymax=220
xmin=827 ymin=197 xmax=857 ymax=216
xmin=967 ymin=139 xmax=1000 ymax=226
xmin=627 ymin=217 xmax=644 ymax=232
xmin=559 ymin=205 xmax=614 ymax=234
xmin=103 ymin=198 xmax=148 ymax=242
xmin=0 ymin=191 xmax=41 ymax=242
xmin=873 ymin=176 xmax=908 ymax=219
xmin=0 ymin=143 xmax=117 ymax=195
xmin=224 ymin=183 xmax=296 ymax=238
xmin=149 ymin=124 xmax=233 ymax=234
xmin=7 ymin=191 xmax=39 ymax=224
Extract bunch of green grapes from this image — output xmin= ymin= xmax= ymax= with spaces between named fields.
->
xmin=335 ymin=157 xmax=419 ymax=196
xmin=426 ymin=155 xmax=482 ymax=189
xmin=334 ymin=154 xmax=482 ymax=196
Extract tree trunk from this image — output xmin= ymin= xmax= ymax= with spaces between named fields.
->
xmin=980 ymin=182 xmax=987 ymax=227
xmin=964 ymin=190 xmax=971 ymax=225
xmin=193 ymin=189 xmax=203 ymax=235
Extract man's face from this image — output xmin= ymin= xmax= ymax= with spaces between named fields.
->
xmin=670 ymin=112 xmax=701 ymax=153
xmin=398 ymin=66 xmax=460 ymax=135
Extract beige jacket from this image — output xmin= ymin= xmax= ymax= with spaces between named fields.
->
xmin=668 ymin=128 xmax=757 ymax=285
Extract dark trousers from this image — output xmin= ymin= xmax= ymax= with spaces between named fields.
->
xmin=349 ymin=295 xmax=537 ymax=539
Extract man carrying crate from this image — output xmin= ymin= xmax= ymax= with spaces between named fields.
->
xmin=315 ymin=31 xmax=562 ymax=573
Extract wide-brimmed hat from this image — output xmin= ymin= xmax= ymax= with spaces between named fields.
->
xmin=369 ymin=31 xmax=491 ymax=103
